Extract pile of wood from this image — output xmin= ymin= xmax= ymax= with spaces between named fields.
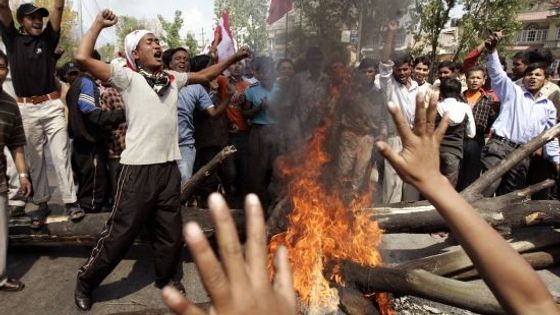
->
xmin=8 ymin=125 xmax=560 ymax=314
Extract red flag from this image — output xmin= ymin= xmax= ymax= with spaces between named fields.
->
xmin=207 ymin=11 xmax=236 ymax=63
xmin=267 ymin=0 xmax=293 ymax=25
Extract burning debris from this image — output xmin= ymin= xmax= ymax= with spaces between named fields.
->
xmin=267 ymin=115 xmax=388 ymax=313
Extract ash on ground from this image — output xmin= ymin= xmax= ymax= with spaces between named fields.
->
xmin=391 ymin=295 xmax=478 ymax=315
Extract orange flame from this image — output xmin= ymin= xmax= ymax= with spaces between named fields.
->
xmin=269 ymin=117 xmax=391 ymax=313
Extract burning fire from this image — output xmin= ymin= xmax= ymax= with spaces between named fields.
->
xmin=269 ymin=118 xmax=393 ymax=314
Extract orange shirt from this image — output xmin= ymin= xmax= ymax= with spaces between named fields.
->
xmin=222 ymin=76 xmax=250 ymax=132
xmin=465 ymin=89 xmax=482 ymax=106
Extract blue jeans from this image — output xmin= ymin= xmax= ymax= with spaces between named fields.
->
xmin=178 ymin=145 xmax=196 ymax=185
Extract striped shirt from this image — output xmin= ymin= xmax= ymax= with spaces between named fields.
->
xmin=0 ymin=90 xmax=26 ymax=192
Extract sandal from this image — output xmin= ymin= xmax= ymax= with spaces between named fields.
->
xmin=65 ymin=204 xmax=85 ymax=221
xmin=30 ymin=206 xmax=51 ymax=229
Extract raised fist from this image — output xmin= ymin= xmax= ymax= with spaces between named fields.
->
xmin=96 ymin=9 xmax=118 ymax=28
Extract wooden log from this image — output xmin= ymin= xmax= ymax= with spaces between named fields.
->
xmin=370 ymin=183 xmax=560 ymax=233
xmin=461 ymin=123 xmax=560 ymax=200
xmin=8 ymin=207 xmax=245 ymax=246
xmin=180 ymin=145 xmax=237 ymax=203
xmin=452 ymin=248 xmax=560 ymax=280
xmin=396 ymin=230 xmax=560 ymax=275
xmin=337 ymin=287 xmax=379 ymax=315
xmin=341 ymin=262 xmax=505 ymax=315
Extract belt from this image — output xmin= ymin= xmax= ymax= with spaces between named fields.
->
xmin=17 ymin=91 xmax=61 ymax=105
xmin=493 ymin=135 xmax=522 ymax=149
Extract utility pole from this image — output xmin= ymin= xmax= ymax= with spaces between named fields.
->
xmin=356 ymin=0 xmax=364 ymax=62
xmin=284 ymin=13 xmax=289 ymax=58
xmin=200 ymin=27 xmax=206 ymax=48
xmin=79 ymin=0 xmax=84 ymax=37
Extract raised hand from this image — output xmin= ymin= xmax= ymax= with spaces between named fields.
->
xmin=387 ymin=20 xmax=399 ymax=32
xmin=375 ymin=93 xmax=448 ymax=189
xmin=162 ymin=193 xmax=296 ymax=315
xmin=95 ymin=9 xmax=118 ymax=28
xmin=235 ymin=46 xmax=251 ymax=61
xmin=484 ymin=31 xmax=504 ymax=52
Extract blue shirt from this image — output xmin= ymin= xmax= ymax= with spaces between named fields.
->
xmin=177 ymin=84 xmax=214 ymax=146
xmin=77 ymin=78 xmax=97 ymax=113
xmin=486 ymin=51 xmax=559 ymax=163
xmin=244 ymin=81 xmax=278 ymax=125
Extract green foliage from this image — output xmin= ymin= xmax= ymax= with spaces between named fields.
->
xmin=97 ymin=43 xmax=116 ymax=62
xmin=453 ymin=0 xmax=531 ymax=61
xmin=185 ymin=32 xmax=199 ymax=55
xmin=158 ymin=10 xmax=184 ymax=49
xmin=290 ymin=0 xmax=409 ymax=61
xmin=214 ymin=0 xmax=268 ymax=53
xmin=408 ymin=0 xmax=457 ymax=63
xmin=115 ymin=15 xmax=148 ymax=46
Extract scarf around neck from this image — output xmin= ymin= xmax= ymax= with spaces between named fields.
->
xmin=138 ymin=67 xmax=171 ymax=96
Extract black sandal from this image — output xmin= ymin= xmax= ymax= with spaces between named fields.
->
xmin=30 ymin=207 xmax=51 ymax=229
xmin=65 ymin=205 xmax=85 ymax=221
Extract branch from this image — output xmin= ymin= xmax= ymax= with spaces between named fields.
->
xmin=395 ymin=229 xmax=560 ymax=275
xmin=341 ymin=263 xmax=504 ymax=315
xmin=180 ymin=145 xmax=237 ymax=203
xmin=461 ymin=123 xmax=560 ymax=200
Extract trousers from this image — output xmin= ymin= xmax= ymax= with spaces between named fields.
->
xmin=18 ymin=99 xmax=76 ymax=204
xmin=77 ymin=162 xmax=183 ymax=292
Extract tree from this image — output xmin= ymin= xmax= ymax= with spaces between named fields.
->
xmin=114 ymin=15 xmax=162 ymax=48
xmin=185 ymin=32 xmax=199 ymax=56
xmin=97 ymin=43 xmax=116 ymax=62
xmin=287 ymin=0 xmax=409 ymax=62
xmin=158 ymin=10 xmax=184 ymax=49
xmin=115 ymin=15 xmax=148 ymax=46
xmin=408 ymin=0 xmax=457 ymax=65
xmin=214 ymin=0 xmax=268 ymax=53
xmin=11 ymin=0 xmax=78 ymax=65
xmin=452 ymin=0 xmax=531 ymax=61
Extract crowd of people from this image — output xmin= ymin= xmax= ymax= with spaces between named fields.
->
xmin=0 ymin=1 xmax=559 ymax=314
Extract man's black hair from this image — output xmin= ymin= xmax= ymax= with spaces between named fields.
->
xmin=437 ymin=60 xmax=459 ymax=72
xmin=526 ymin=48 xmax=554 ymax=66
xmin=0 ymin=50 xmax=8 ymax=65
xmin=466 ymin=65 xmax=487 ymax=77
xmin=190 ymin=55 xmax=211 ymax=72
xmin=413 ymin=55 xmax=432 ymax=68
xmin=276 ymin=58 xmax=293 ymax=71
xmin=162 ymin=48 xmax=174 ymax=69
xmin=252 ymin=56 xmax=274 ymax=74
xmin=392 ymin=51 xmax=413 ymax=67
xmin=524 ymin=62 xmax=549 ymax=78
xmin=512 ymin=51 xmax=530 ymax=64
xmin=358 ymin=58 xmax=378 ymax=70
xmin=440 ymin=78 xmax=462 ymax=100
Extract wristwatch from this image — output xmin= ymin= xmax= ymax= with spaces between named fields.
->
xmin=19 ymin=173 xmax=28 ymax=178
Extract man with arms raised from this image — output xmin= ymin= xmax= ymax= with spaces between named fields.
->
xmin=0 ymin=0 xmax=82 ymax=225
xmin=73 ymin=10 xmax=249 ymax=311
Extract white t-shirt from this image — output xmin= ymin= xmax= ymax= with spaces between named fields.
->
xmin=437 ymin=97 xmax=476 ymax=138
xmin=109 ymin=63 xmax=188 ymax=165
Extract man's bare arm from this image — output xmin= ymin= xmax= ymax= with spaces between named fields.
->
xmin=188 ymin=48 xmax=250 ymax=84
xmin=381 ymin=20 xmax=399 ymax=63
xmin=74 ymin=10 xmax=116 ymax=82
xmin=49 ymin=0 xmax=65 ymax=33
xmin=0 ymin=0 xmax=13 ymax=28
xmin=376 ymin=94 xmax=560 ymax=315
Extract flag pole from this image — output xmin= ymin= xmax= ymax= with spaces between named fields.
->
xmin=284 ymin=12 xmax=289 ymax=58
